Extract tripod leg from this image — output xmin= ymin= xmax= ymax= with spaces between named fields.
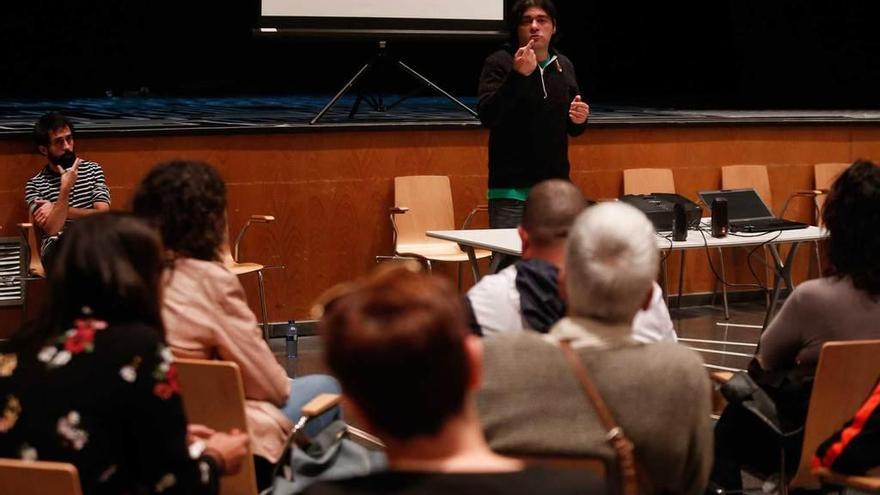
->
xmin=349 ymin=94 xmax=365 ymax=119
xmin=396 ymin=60 xmax=478 ymax=118
xmin=311 ymin=61 xmax=373 ymax=125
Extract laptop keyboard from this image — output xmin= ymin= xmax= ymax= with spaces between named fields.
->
xmin=729 ymin=219 xmax=808 ymax=233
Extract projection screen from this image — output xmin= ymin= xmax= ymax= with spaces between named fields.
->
xmin=258 ymin=0 xmax=507 ymax=39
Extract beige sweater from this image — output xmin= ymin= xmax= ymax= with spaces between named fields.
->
xmin=478 ymin=316 xmax=713 ymax=495
xmin=161 ymin=258 xmax=292 ymax=462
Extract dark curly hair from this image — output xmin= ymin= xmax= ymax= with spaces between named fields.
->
xmin=33 ymin=111 xmax=74 ymax=148
xmin=822 ymin=160 xmax=880 ymax=295
xmin=10 ymin=212 xmax=165 ymax=350
xmin=132 ymin=160 xmax=227 ymax=261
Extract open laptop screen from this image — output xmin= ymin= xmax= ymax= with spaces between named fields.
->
xmin=698 ymin=188 xmax=773 ymax=221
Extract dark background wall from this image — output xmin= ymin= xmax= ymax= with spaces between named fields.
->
xmin=2 ymin=1 xmax=879 ymax=108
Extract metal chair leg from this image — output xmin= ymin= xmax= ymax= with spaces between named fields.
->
xmin=676 ymin=251 xmax=687 ymax=309
xmin=257 ymin=270 xmax=270 ymax=342
xmin=20 ymin=279 xmax=28 ymax=323
xmin=660 ymin=257 xmax=670 ymax=306
xmin=718 ymin=248 xmax=730 ymax=320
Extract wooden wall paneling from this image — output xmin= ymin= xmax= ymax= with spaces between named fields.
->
xmin=0 ymin=124 xmax=874 ymax=335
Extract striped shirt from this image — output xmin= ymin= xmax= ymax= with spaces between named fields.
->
xmin=24 ymin=160 xmax=111 ymax=253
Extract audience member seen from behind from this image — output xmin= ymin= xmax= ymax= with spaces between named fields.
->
xmin=0 ymin=213 xmax=247 ymax=495
xmin=466 ymin=179 xmax=677 ymax=342
xmin=478 ymin=202 xmax=712 ymax=495
xmin=24 ymin=112 xmax=111 ymax=273
xmin=304 ymin=267 xmax=603 ymax=495
xmin=132 ymin=160 xmax=340 ymax=488
xmin=712 ymin=159 xmax=880 ymax=490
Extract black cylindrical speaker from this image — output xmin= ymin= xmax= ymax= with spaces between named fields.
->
xmin=711 ymin=198 xmax=728 ymax=238
xmin=672 ymin=202 xmax=688 ymax=241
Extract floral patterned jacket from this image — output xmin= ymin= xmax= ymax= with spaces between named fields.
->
xmin=0 ymin=318 xmax=220 ymax=495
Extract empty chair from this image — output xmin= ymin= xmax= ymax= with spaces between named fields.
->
xmin=813 ymin=163 xmax=850 ymax=224
xmin=380 ymin=175 xmax=491 ymax=284
xmin=718 ymin=165 xmax=777 ymax=319
xmin=623 ymin=168 xmax=675 ymax=196
xmin=221 ymin=214 xmax=276 ymax=340
xmin=622 ymin=168 xmax=686 ymax=308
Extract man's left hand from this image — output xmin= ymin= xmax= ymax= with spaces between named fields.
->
xmin=33 ymin=199 xmax=54 ymax=228
xmin=569 ymin=95 xmax=590 ymax=124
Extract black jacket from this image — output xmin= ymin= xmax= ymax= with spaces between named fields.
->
xmin=478 ymin=49 xmax=587 ymax=189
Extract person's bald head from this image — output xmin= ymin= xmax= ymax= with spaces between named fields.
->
xmin=521 ymin=180 xmax=590 ymax=248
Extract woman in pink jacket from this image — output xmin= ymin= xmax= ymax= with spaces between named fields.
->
xmin=132 ymin=160 xmax=339 ymax=488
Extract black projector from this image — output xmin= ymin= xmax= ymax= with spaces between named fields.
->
xmin=620 ymin=193 xmax=703 ymax=232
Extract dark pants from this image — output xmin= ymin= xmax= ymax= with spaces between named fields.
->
xmin=711 ymin=401 xmax=804 ymax=491
xmin=40 ymin=236 xmax=62 ymax=277
xmin=488 ymin=198 xmax=524 ymax=273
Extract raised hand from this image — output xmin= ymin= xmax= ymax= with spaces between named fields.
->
xmin=569 ymin=95 xmax=590 ymax=124
xmin=513 ymin=39 xmax=538 ymax=76
xmin=60 ymin=158 xmax=80 ymax=193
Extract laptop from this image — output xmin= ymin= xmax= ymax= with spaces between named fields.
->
xmin=697 ymin=188 xmax=809 ymax=233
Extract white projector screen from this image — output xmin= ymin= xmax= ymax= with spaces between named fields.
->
xmin=263 ymin=0 xmax=503 ymax=21
xmin=258 ymin=0 xmax=507 ymax=39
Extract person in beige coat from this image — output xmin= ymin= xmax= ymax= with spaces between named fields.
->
xmin=133 ymin=160 xmax=339 ymax=487
xmin=478 ymin=201 xmax=713 ymax=495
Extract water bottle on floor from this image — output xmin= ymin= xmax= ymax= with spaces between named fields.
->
xmin=286 ymin=320 xmax=298 ymax=359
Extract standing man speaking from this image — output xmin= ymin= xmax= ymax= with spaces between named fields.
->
xmin=478 ymin=0 xmax=589 ymax=272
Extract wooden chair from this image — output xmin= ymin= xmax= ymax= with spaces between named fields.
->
xmin=788 ymin=340 xmax=880 ymax=491
xmin=622 ymin=168 xmax=687 ymax=309
xmin=721 ymin=165 xmax=826 ymax=319
xmin=0 ymin=458 xmax=82 ymax=495
xmin=813 ymin=466 xmax=880 ymax=494
xmin=813 ymin=163 xmax=849 ymax=225
xmin=517 ymin=455 xmax=606 ymax=477
xmin=711 ymin=340 xmax=880 ymax=494
xmin=378 ymin=176 xmax=491 ymax=285
xmin=174 ymin=358 xmax=258 ymax=495
xmin=623 ymin=168 xmax=675 ymax=196
xmin=221 ymin=214 xmax=275 ymax=341
xmin=16 ymin=213 xmax=46 ymax=318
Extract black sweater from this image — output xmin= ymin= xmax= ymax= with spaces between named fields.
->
xmin=478 ymin=49 xmax=587 ymax=189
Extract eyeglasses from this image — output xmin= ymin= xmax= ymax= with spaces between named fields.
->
xmin=520 ymin=15 xmax=553 ymax=26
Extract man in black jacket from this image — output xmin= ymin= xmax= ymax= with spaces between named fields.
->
xmin=478 ymin=0 xmax=589 ymax=272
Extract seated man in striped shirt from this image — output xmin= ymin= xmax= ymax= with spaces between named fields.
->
xmin=25 ymin=112 xmax=110 ymax=273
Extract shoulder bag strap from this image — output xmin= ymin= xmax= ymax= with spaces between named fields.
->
xmin=559 ymin=339 xmax=640 ymax=495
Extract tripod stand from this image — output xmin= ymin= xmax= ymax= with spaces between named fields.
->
xmin=310 ymin=40 xmax=478 ymax=124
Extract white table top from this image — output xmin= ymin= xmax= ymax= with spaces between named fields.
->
xmin=427 ymin=223 xmax=828 ymax=256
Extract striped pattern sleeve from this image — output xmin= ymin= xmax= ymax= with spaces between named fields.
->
xmin=23 ymin=161 xmax=111 ymax=213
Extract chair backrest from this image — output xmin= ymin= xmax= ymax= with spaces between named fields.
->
xmin=623 ymin=168 xmax=675 ymax=195
xmin=516 ymin=455 xmax=606 ymax=477
xmin=790 ymin=340 xmax=880 ymax=489
xmin=0 ymin=458 xmax=82 ymax=495
xmin=814 ymin=163 xmax=849 ymax=224
xmin=814 ymin=163 xmax=849 ymax=191
xmin=721 ymin=165 xmax=773 ymax=209
xmin=174 ymin=359 xmax=258 ymax=495
xmin=393 ymin=176 xmax=456 ymax=249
